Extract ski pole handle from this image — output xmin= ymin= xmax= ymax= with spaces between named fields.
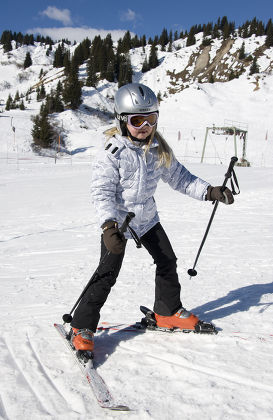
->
xmin=220 ymin=156 xmax=238 ymax=192
xmin=119 ymin=212 xmax=135 ymax=233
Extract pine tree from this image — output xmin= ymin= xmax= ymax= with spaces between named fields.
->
xmin=118 ymin=31 xmax=132 ymax=54
xmin=73 ymin=43 xmax=85 ymax=67
xmin=19 ymin=100 xmax=25 ymax=110
xmin=105 ymin=60 xmax=115 ymax=83
xmin=212 ymin=24 xmax=220 ymax=39
xmin=239 ymin=42 xmax=246 ymax=60
xmin=159 ymin=28 xmax=168 ymax=51
xmin=202 ymin=36 xmax=212 ymax=46
xmin=141 ymin=55 xmax=149 ymax=73
xmin=118 ymin=54 xmax=132 ymax=88
xmin=242 ymin=21 xmax=250 ymax=38
xmin=62 ymin=59 xmax=82 ymax=110
xmin=141 ymin=35 xmax=147 ymax=52
xmin=131 ymin=34 xmax=140 ymax=48
xmin=203 ymin=22 xmax=213 ymax=37
xmin=53 ymin=44 xmax=65 ymax=68
xmin=209 ymin=73 xmax=214 ymax=83
xmin=148 ymin=43 xmax=159 ymax=69
xmin=103 ymin=35 xmax=115 ymax=82
xmin=249 ymin=18 xmax=258 ymax=36
xmin=228 ymin=69 xmax=238 ymax=81
xmin=186 ymin=27 xmax=196 ymax=46
xmin=31 ymin=105 xmax=54 ymax=149
xmin=223 ymin=22 xmax=230 ymax=39
xmin=265 ymin=19 xmax=273 ymax=47
xmin=1 ymin=30 xmax=13 ymax=52
xmin=39 ymin=84 xmax=46 ymax=100
xmin=56 ymin=80 xmax=63 ymax=95
xmin=91 ymin=35 xmax=103 ymax=72
xmin=5 ymin=94 xmax=13 ymax=111
xmin=168 ymin=31 xmax=173 ymax=52
xmin=24 ymin=52 xmax=32 ymax=69
xmin=63 ymin=51 xmax=71 ymax=76
xmin=36 ymin=86 xmax=41 ymax=101
xmin=257 ymin=21 xmax=265 ymax=36
xmin=15 ymin=90 xmax=20 ymax=102
xmin=23 ymin=34 xmax=34 ymax=45
xmin=86 ymin=56 xmax=98 ymax=87
xmin=81 ymin=37 xmax=91 ymax=61
xmin=249 ymin=57 xmax=260 ymax=75
xmin=220 ymin=16 xmax=228 ymax=32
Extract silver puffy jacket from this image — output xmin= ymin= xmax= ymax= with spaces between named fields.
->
xmin=91 ymin=133 xmax=210 ymax=238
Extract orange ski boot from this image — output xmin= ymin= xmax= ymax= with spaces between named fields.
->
xmin=154 ymin=308 xmax=199 ymax=331
xmin=71 ymin=328 xmax=94 ymax=351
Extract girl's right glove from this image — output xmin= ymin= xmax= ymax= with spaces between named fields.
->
xmin=102 ymin=221 xmax=126 ymax=254
xmin=206 ymin=186 xmax=234 ymax=204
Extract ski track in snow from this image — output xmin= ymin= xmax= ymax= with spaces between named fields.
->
xmin=118 ymin=342 xmax=273 ymax=394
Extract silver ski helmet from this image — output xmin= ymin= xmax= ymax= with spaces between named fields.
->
xmin=114 ymin=83 xmax=159 ymax=134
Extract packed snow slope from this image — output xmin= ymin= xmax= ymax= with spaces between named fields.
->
xmin=0 ymin=156 xmax=273 ymax=420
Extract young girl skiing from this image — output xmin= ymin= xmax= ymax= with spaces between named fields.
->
xmin=70 ymin=83 xmax=234 ymax=351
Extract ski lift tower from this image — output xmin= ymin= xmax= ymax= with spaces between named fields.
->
xmin=201 ymin=121 xmax=250 ymax=166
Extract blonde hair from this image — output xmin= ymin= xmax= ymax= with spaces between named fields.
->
xmin=103 ymin=126 xmax=173 ymax=168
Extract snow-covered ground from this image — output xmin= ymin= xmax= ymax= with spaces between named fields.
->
xmin=0 ymin=153 xmax=273 ymax=419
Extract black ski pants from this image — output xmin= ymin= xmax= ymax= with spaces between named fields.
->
xmin=71 ymin=222 xmax=182 ymax=332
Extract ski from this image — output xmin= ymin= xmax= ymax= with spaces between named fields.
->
xmin=96 ymin=306 xmax=273 ymax=342
xmin=54 ymin=323 xmax=131 ymax=411
xmin=96 ymin=323 xmax=273 ymax=342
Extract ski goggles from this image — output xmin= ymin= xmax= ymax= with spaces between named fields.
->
xmin=127 ymin=113 xmax=158 ymax=129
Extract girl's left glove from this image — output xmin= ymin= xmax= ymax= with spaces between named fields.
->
xmin=102 ymin=221 xmax=126 ymax=254
xmin=206 ymin=186 xmax=234 ymax=204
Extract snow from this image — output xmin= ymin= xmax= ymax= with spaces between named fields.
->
xmin=1 ymin=35 xmax=273 ymax=419
xmin=0 ymin=157 xmax=273 ymax=419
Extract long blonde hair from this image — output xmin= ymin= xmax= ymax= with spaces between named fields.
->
xmin=104 ymin=126 xmax=173 ymax=168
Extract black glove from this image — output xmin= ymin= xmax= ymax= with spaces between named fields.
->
xmin=206 ymin=186 xmax=234 ymax=204
xmin=102 ymin=221 xmax=126 ymax=254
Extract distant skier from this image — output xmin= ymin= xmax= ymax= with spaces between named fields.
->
xmin=70 ymin=83 xmax=234 ymax=351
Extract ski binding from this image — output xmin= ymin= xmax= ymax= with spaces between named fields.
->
xmin=138 ymin=306 xmax=218 ymax=334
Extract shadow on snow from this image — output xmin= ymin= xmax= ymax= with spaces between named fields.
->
xmin=93 ymin=282 xmax=273 ymax=366
xmin=191 ymin=281 xmax=273 ymax=322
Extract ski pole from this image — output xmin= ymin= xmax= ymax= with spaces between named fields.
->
xmin=62 ymin=212 xmax=135 ymax=323
xmin=188 ymin=156 xmax=238 ymax=278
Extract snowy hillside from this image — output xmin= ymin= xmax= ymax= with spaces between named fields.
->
xmin=1 ymin=33 xmax=273 ymax=167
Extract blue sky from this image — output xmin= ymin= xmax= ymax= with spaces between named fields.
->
xmin=1 ymin=0 xmax=273 ymax=42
